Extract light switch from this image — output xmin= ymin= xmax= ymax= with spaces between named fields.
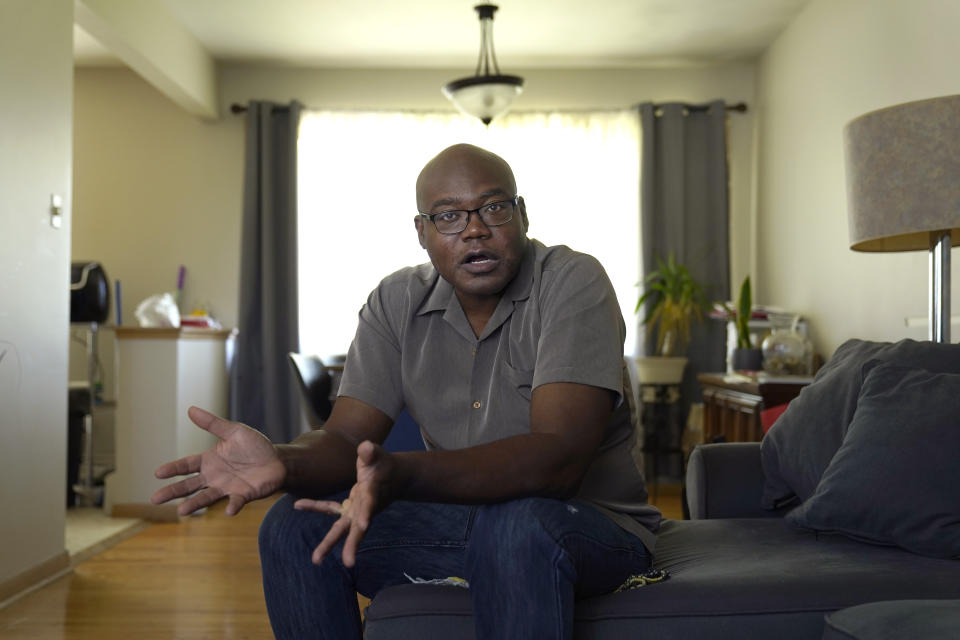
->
xmin=50 ymin=193 xmax=62 ymax=229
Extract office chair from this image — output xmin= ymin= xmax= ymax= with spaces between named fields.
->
xmin=288 ymin=352 xmax=333 ymax=426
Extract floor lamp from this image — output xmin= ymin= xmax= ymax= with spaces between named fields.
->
xmin=844 ymin=95 xmax=960 ymax=343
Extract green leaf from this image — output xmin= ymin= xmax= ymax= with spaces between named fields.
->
xmin=636 ymin=252 xmax=709 ymax=356
xmin=735 ymin=276 xmax=751 ymax=348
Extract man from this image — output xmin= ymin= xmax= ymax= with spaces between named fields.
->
xmin=152 ymin=143 xmax=660 ymax=639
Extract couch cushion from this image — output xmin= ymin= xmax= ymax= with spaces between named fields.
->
xmin=786 ymin=362 xmax=960 ymax=558
xmin=822 ymin=599 xmax=960 ymax=640
xmin=760 ymin=339 xmax=960 ymax=509
xmin=364 ymin=519 xmax=960 ymax=640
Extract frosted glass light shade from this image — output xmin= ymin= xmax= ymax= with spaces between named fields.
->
xmin=442 ymin=75 xmax=524 ymax=126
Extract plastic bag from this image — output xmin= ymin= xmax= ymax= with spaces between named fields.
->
xmin=134 ymin=292 xmax=181 ymax=328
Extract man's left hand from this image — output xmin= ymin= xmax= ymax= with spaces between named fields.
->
xmin=293 ymin=440 xmax=396 ymax=568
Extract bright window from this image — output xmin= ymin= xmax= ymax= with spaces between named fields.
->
xmin=297 ymin=110 xmax=641 ymax=360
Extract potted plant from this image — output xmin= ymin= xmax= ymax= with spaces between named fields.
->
xmin=725 ymin=276 xmax=763 ymax=372
xmin=635 ymin=254 xmax=708 ymax=384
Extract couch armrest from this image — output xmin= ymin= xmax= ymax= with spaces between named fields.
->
xmin=685 ymin=442 xmax=782 ymax=519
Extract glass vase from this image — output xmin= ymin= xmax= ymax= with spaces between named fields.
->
xmin=761 ymin=313 xmax=812 ymax=375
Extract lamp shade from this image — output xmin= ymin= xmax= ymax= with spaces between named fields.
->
xmin=844 ymin=95 xmax=960 ymax=252
xmin=442 ymin=75 xmax=524 ymax=126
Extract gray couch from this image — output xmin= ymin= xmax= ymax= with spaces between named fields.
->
xmin=363 ymin=443 xmax=959 ymax=639
xmin=363 ymin=340 xmax=960 ymax=638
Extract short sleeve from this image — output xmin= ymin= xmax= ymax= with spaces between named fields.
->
xmin=337 ymin=283 xmax=406 ymax=420
xmin=532 ymin=253 xmax=626 ymax=400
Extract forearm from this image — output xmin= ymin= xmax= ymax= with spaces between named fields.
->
xmin=385 ymin=383 xmax=612 ymax=505
xmin=278 ymin=395 xmax=396 ymax=497
xmin=275 ymin=428 xmax=359 ymax=496
xmin=391 ymin=432 xmax=589 ymax=504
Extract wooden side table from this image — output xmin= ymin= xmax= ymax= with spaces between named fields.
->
xmin=697 ymin=373 xmax=812 ymax=442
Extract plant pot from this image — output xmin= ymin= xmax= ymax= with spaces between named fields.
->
xmin=635 ymin=356 xmax=688 ymax=385
xmin=731 ymin=347 xmax=763 ymax=372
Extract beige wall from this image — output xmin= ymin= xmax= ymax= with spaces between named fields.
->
xmin=755 ymin=0 xmax=960 ymax=356
xmin=75 ymin=0 xmax=218 ymax=118
xmin=0 ymin=0 xmax=73 ymax=592
xmin=73 ymin=68 xmax=244 ymax=334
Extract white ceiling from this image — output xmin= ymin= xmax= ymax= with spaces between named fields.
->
xmin=74 ymin=0 xmax=809 ymax=69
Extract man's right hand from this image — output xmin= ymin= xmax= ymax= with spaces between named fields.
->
xmin=151 ymin=406 xmax=286 ymax=516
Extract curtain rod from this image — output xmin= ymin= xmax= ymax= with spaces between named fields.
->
xmin=649 ymin=101 xmax=747 ymax=113
xmin=230 ymin=103 xmax=292 ymax=114
xmin=231 ymin=101 xmax=748 ymax=115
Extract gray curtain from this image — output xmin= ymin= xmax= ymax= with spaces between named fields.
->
xmin=639 ymin=101 xmax=730 ymax=419
xmin=231 ymin=100 xmax=303 ymax=443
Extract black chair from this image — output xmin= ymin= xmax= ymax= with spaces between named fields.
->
xmin=288 ymin=352 xmax=425 ymax=451
xmin=288 ymin=352 xmax=333 ymax=426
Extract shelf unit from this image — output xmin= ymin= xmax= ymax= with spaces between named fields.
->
xmin=68 ymin=322 xmax=101 ymax=507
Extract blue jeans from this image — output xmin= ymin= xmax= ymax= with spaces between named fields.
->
xmin=259 ymin=493 xmax=651 ymax=639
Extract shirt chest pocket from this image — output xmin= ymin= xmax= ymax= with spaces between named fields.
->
xmin=499 ymin=359 xmax=534 ymax=401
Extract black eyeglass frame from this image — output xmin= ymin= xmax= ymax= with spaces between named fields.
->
xmin=418 ymin=196 xmax=520 ymax=235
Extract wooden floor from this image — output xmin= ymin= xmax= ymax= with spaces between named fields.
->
xmin=650 ymin=482 xmax=684 ymax=520
xmin=0 ymin=489 xmax=683 ymax=639
xmin=0 ymin=498 xmax=275 ymax=639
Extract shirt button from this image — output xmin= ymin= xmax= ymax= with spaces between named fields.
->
xmin=471 ymin=348 xmax=477 ymax=356
xmin=473 ymin=401 xmax=482 ymax=409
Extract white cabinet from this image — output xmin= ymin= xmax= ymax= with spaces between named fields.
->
xmin=104 ymin=327 xmax=234 ymax=520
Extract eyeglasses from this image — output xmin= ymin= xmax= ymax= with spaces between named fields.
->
xmin=418 ymin=196 xmax=519 ymax=235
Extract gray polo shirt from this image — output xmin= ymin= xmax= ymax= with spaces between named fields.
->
xmin=339 ymin=239 xmax=661 ymax=550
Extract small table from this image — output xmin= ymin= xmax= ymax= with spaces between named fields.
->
xmin=697 ymin=372 xmax=812 ymax=442
xmin=639 ymin=383 xmax=684 ymax=490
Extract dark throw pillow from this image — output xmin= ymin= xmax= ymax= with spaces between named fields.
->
xmin=786 ymin=362 xmax=960 ymax=558
xmin=760 ymin=338 xmax=960 ymax=509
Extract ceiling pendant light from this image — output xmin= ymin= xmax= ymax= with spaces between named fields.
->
xmin=443 ymin=4 xmax=524 ymax=126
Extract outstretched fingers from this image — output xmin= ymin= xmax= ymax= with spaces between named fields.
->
xmin=150 ymin=472 xmax=205 ymax=505
xmin=187 ymin=406 xmax=239 ymax=440
xmin=225 ymin=494 xmax=248 ymax=517
xmin=341 ymin=518 xmax=369 ymax=568
xmin=177 ymin=487 xmax=226 ymax=516
xmin=154 ymin=453 xmax=202 ymax=480
xmin=293 ymin=499 xmax=343 ymax=515
xmin=310 ymin=515 xmax=343 ymax=564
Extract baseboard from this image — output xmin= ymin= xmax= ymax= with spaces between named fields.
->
xmin=68 ymin=520 xmax=151 ymax=566
xmin=0 ymin=550 xmax=71 ymax=608
xmin=111 ymin=502 xmax=182 ymax=522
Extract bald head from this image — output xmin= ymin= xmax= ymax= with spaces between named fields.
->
xmin=413 ymin=143 xmax=529 ymax=312
xmin=416 ymin=144 xmax=517 ymax=212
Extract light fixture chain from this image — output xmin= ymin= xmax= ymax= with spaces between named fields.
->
xmin=475 ymin=18 xmax=488 ymax=76
xmin=486 ymin=18 xmax=502 ymax=75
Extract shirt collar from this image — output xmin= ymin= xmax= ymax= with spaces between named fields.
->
xmin=416 ymin=239 xmax=538 ymax=318
xmin=418 ymin=268 xmax=454 ymax=316
xmin=501 ymin=239 xmax=537 ymax=303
